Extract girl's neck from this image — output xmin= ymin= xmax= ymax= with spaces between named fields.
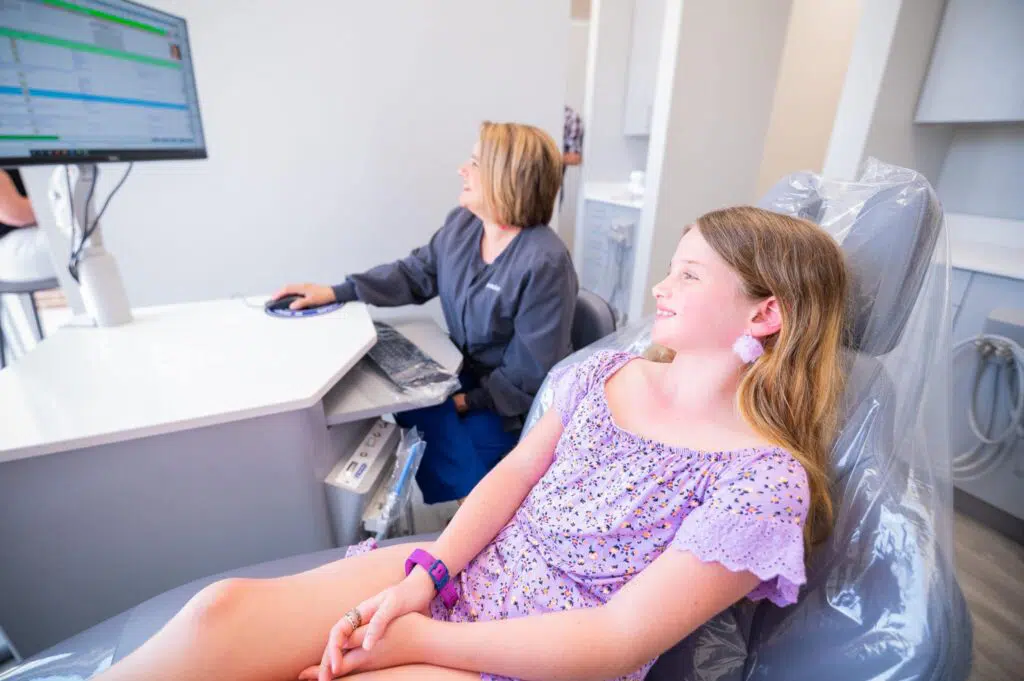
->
xmin=650 ymin=348 xmax=744 ymax=417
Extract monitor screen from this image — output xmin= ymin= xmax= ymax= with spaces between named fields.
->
xmin=0 ymin=0 xmax=206 ymax=166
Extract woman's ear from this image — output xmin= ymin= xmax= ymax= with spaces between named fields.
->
xmin=749 ymin=297 xmax=782 ymax=339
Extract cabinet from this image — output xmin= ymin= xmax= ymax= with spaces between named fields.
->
xmin=948 ymin=267 xmax=1024 ymax=526
xmin=950 ymin=267 xmax=972 ymax=321
xmin=951 ymin=269 xmax=1024 ymax=344
xmin=915 ymin=0 xmax=1024 ymax=123
xmin=622 ymin=0 xmax=666 ymax=137
xmin=579 ymin=198 xmax=640 ymax=323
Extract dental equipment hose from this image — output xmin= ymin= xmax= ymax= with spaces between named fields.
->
xmin=952 ymin=334 xmax=1024 ymax=481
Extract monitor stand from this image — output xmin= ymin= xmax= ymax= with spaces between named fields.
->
xmin=48 ymin=164 xmax=132 ymax=327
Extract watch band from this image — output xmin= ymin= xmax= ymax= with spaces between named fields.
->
xmin=405 ymin=548 xmax=459 ymax=609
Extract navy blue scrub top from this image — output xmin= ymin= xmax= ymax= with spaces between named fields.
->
xmin=333 ymin=207 xmax=578 ymax=419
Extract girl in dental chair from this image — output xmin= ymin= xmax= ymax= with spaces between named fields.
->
xmin=95 ymin=206 xmax=848 ymax=681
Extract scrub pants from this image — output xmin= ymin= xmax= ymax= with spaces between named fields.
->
xmin=395 ymin=370 xmax=520 ymax=504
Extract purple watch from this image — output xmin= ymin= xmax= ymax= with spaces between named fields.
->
xmin=405 ymin=548 xmax=459 ymax=609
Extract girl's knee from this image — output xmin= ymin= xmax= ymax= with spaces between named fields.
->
xmin=184 ymin=577 xmax=253 ymax=627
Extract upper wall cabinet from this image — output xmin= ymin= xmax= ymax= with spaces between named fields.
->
xmin=623 ymin=0 xmax=666 ymax=137
xmin=916 ymin=0 xmax=1024 ymax=123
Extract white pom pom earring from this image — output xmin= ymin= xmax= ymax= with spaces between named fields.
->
xmin=732 ymin=332 xmax=764 ymax=364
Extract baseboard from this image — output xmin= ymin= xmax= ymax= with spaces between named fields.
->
xmin=954 ymin=487 xmax=1024 ymax=545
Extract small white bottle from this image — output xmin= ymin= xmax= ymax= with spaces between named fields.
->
xmin=628 ymin=170 xmax=646 ymax=199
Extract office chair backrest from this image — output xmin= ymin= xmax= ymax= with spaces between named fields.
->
xmin=571 ymin=289 xmax=616 ymax=351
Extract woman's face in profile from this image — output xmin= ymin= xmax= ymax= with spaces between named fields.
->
xmin=458 ymin=142 xmax=485 ymax=217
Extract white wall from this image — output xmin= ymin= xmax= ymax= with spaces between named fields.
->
xmin=23 ymin=0 xmax=569 ymax=310
xmin=565 ymin=22 xmax=591 ymax=138
xmin=630 ymin=0 xmax=793 ymax=320
xmin=579 ymin=0 xmax=648 ymax=186
xmin=559 ymin=19 xmax=591 ymax=255
xmin=823 ymin=0 xmax=952 ymax=183
xmin=756 ymin=0 xmax=862 ymax=195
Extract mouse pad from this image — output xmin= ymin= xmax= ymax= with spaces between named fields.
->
xmin=265 ymin=302 xmax=344 ymax=318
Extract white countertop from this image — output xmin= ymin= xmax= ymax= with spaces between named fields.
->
xmin=0 ymin=298 xmax=376 ymax=463
xmin=584 ymin=182 xmax=645 ymax=210
xmin=947 ymin=213 xmax=1024 ymax=281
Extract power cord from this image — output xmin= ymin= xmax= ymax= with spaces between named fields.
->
xmin=67 ymin=163 xmax=134 ymax=282
xmin=231 ymin=293 xmax=267 ymax=309
xmin=953 ymin=334 xmax=1024 ymax=481
xmin=64 ymin=167 xmax=77 ymax=278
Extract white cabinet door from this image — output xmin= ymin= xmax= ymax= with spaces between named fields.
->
xmin=916 ymin=0 xmax=1024 ymax=123
xmin=623 ymin=0 xmax=666 ymax=137
xmin=580 ymin=199 xmax=640 ymax=323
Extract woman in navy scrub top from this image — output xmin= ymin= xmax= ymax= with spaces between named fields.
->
xmin=274 ymin=122 xmax=578 ymax=503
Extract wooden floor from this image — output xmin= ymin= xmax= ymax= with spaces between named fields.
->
xmin=955 ymin=512 xmax=1024 ymax=681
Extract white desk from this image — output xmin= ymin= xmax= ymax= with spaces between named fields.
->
xmin=0 ymin=299 xmax=375 ymax=462
xmin=0 ymin=298 xmax=459 ymax=656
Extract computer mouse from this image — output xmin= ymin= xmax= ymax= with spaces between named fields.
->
xmin=265 ymin=294 xmax=304 ymax=312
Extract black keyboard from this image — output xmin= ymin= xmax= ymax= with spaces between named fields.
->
xmin=366 ymin=322 xmax=455 ymax=390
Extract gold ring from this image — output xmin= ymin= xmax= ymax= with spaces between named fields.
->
xmin=343 ymin=608 xmax=362 ymax=631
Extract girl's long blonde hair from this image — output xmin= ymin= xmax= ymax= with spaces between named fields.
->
xmin=649 ymin=207 xmax=849 ymax=549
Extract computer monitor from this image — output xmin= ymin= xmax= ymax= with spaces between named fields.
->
xmin=0 ymin=0 xmax=206 ymax=167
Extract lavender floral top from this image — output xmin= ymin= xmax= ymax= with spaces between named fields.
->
xmin=431 ymin=351 xmax=810 ymax=680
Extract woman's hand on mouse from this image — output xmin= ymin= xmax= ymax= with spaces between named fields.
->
xmin=273 ymin=283 xmax=337 ymax=310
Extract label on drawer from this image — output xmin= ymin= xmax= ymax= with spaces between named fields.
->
xmin=326 ymin=419 xmax=399 ymax=491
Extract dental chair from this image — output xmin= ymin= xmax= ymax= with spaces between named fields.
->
xmin=2 ymin=161 xmax=971 ymax=681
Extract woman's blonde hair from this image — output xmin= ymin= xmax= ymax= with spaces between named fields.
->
xmin=647 ymin=206 xmax=849 ymax=549
xmin=478 ymin=121 xmax=563 ymax=228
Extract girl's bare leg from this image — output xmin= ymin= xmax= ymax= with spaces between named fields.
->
xmin=350 ymin=666 xmax=478 ymax=680
xmin=93 ymin=542 xmax=426 ymax=681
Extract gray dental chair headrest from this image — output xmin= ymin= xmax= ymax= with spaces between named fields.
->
xmin=757 ymin=163 xmax=943 ymax=356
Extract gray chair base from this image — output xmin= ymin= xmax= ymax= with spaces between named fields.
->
xmin=0 ymin=276 xmax=59 ymax=369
